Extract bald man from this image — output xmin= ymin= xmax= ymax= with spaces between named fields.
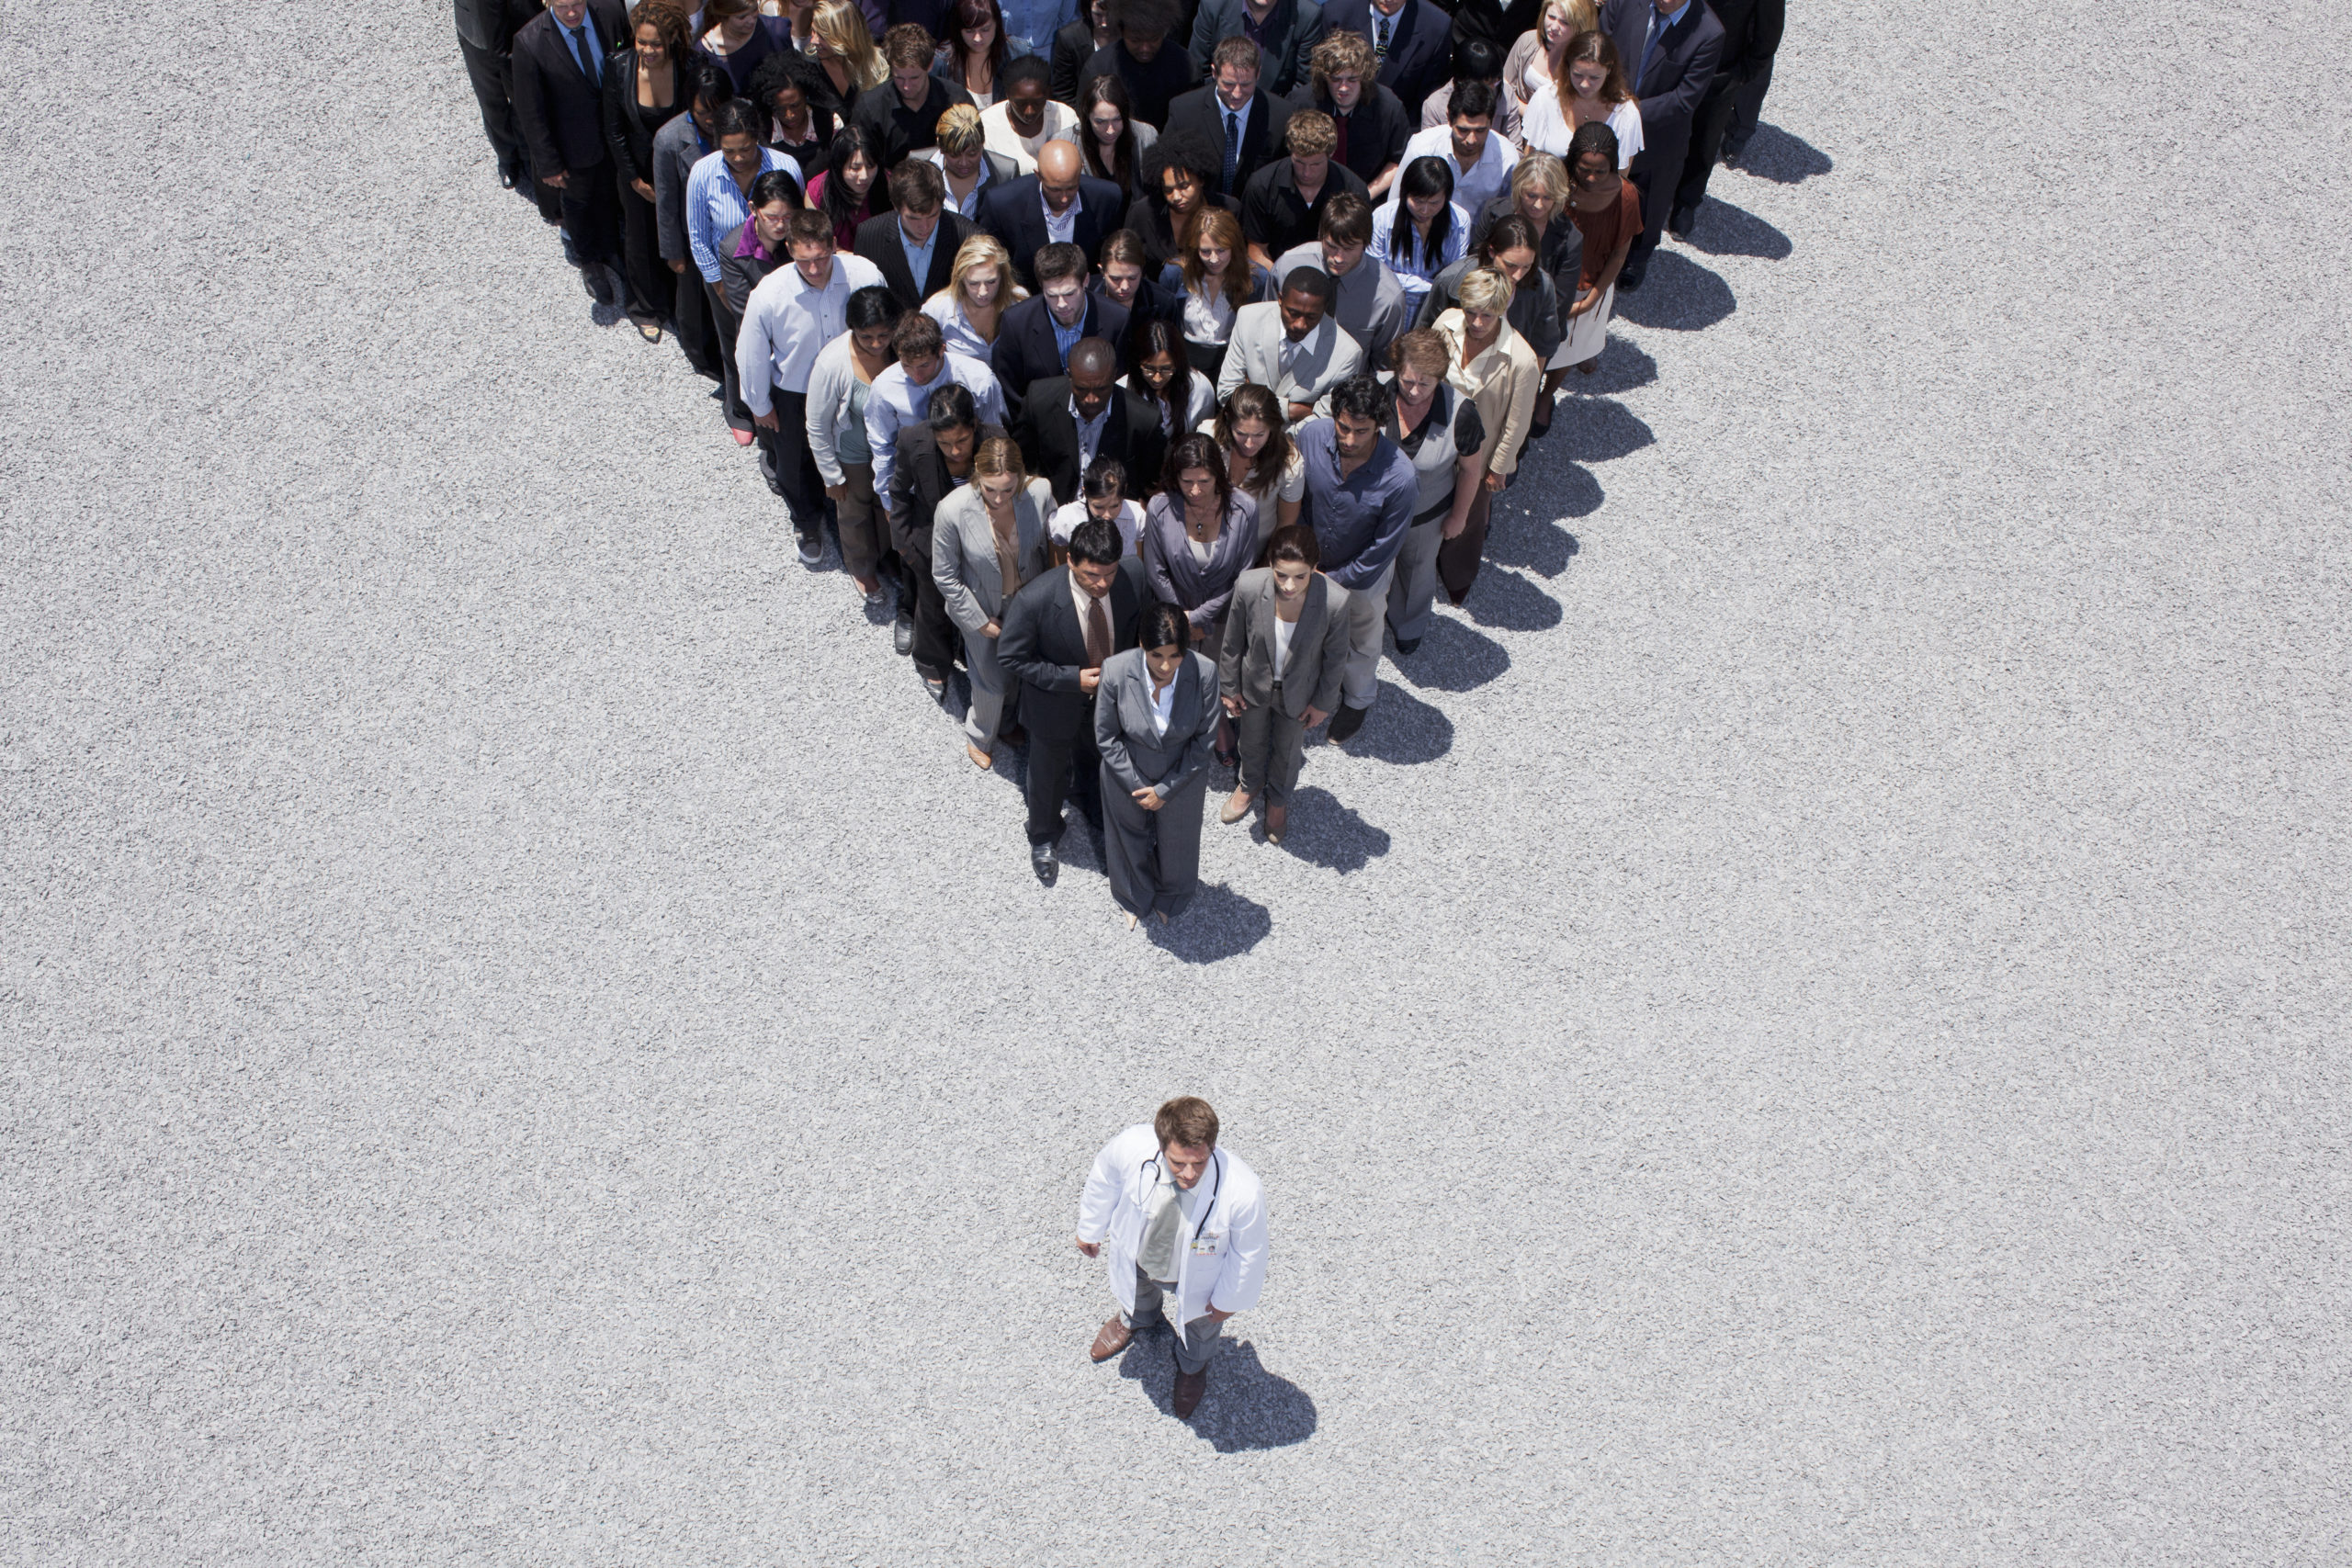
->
xmin=1012 ymin=335 xmax=1168 ymax=506
xmin=979 ymin=138 xmax=1127 ymax=293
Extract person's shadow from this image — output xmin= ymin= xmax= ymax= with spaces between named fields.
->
xmin=1610 ymin=252 xmax=1736 ymax=332
xmin=1682 ymin=198 xmax=1792 ymax=260
xmin=1117 ymin=1333 xmax=1317 ymax=1451
xmin=1390 ymin=615 xmax=1510 ymax=694
xmin=1457 ymin=566 xmax=1562 ymax=633
xmin=1485 ymin=509 xmax=1581 ymax=580
xmin=1330 ymin=679 xmax=1454 ymax=764
xmin=1736 ymin=123 xmax=1834 ymax=184
xmin=1555 ymin=398 xmax=1655 ymax=464
xmin=1269 ymin=785 xmax=1389 ymax=872
xmin=1147 ymin=881 xmax=1271 ymax=962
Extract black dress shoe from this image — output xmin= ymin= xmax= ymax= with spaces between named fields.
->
xmin=893 ymin=610 xmax=915 ymax=656
xmin=1392 ymin=636 xmax=1420 ymax=655
xmin=1326 ymin=702 xmax=1369 ymax=742
xmin=1171 ymin=1367 xmax=1207 ymax=1418
xmin=1668 ymin=205 xmax=1698 ymax=239
xmin=499 ymin=165 xmax=519 ymax=190
xmin=1615 ymin=265 xmax=1645 ymax=292
xmin=1031 ymin=840 xmax=1058 ymax=885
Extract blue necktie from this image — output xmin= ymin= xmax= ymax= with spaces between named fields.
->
xmin=567 ymin=22 xmax=601 ymax=84
xmin=1636 ymin=11 xmax=1667 ymax=89
xmin=1223 ymin=110 xmax=1242 ymax=194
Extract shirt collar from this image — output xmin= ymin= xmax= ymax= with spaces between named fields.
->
xmin=1657 ymin=0 xmax=1691 ymax=28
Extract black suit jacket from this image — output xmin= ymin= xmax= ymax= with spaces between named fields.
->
xmin=1163 ymin=85 xmax=1296 ymax=202
xmin=887 ymin=421 xmax=1010 ymax=559
xmin=1316 ymin=0 xmax=1451 ymax=116
xmin=1705 ymin=0 xmax=1786 ymax=82
xmin=602 ymin=48 xmax=684 ymax=187
xmin=512 ymin=0 xmax=630 ymax=177
xmin=1602 ymin=0 xmax=1727 ymax=156
xmin=989 ymin=295 xmax=1134 ymax=421
xmin=1012 ymin=377 xmax=1170 ymax=507
xmin=849 ymin=77 xmax=974 ymax=169
xmin=978 ymin=173 xmax=1128 ymax=290
xmin=853 ymin=209 xmax=978 ymax=310
xmin=1092 ymin=273 xmax=1187 ymax=329
xmin=1290 ymin=82 xmax=1413 ymax=191
xmin=1048 ymin=17 xmax=1102 ymax=107
xmin=455 ymin=0 xmax=535 ymax=54
xmin=998 ymin=562 xmax=1149 ymax=741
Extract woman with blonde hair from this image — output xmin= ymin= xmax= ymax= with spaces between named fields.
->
xmin=933 ymin=434 xmax=1055 ymax=770
xmin=1431 ymin=266 xmax=1540 ymax=609
xmin=922 ymin=232 xmax=1027 ymax=357
xmin=809 ymin=0 xmax=887 ymax=124
xmin=1522 ymin=29 xmax=1643 ymax=169
xmin=1502 ymin=0 xmax=1597 ymax=121
xmin=1160 ymin=205 xmax=1274 ymax=387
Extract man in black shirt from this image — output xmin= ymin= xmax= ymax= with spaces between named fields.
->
xmin=852 ymin=23 xmax=974 ymax=167
xmin=1239 ymin=109 xmax=1368 ymax=273
xmin=1078 ymin=0 xmax=1199 ymax=130
xmin=1290 ymin=28 xmax=1410 ymax=200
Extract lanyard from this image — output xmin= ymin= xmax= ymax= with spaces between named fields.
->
xmin=1141 ymin=1151 xmax=1220 ymax=1243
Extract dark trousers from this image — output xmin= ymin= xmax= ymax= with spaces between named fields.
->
xmin=1435 ymin=484 xmax=1495 ymax=605
xmin=755 ymin=387 xmax=826 ymax=531
xmin=1727 ymin=60 xmax=1772 ymax=148
xmin=1624 ymin=133 xmax=1688 ymax=272
xmin=708 ymin=284 xmax=755 ymax=431
xmin=1026 ymin=722 xmax=1104 ymax=843
xmin=900 ymin=533 xmax=958 ymax=679
xmin=456 ymin=35 xmax=526 ymax=173
xmin=617 ymin=177 xmax=668 ymax=322
xmin=1675 ymin=69 xmax=1758 ymax=218
xmin=673 ymin=265 xmax=724 ymax=379
xmin=555 ymin=158 xmax=623 ymax=269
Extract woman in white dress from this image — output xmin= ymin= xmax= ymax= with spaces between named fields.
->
xmin=1520 ymin=30 xmax=1643 ymax=171
xmin=1502 ymin=0 xmax=1596 ymax=123
xmin=922 ymin=232 xmax=1026 ymax=359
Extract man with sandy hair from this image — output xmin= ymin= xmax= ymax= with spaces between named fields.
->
xmin=1076 ymin=1097 xmax=1270 ymax=1419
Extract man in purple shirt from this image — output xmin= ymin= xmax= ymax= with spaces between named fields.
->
xmin=1294 ymin=373 xmax=1414 ymax=740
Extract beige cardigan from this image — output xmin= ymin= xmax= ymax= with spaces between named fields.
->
xmin=1434 ymin=308 xmax=1543 ymax=479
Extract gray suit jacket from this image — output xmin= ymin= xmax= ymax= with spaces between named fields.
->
xmin=1215 ymin=304 xmax=1367 ymax=412
xmin=933 ymin=480 xmax=1056 ymax=634
xmin=1218 ymin=567 xmax=1347 ymax=717
xmin=1274 ymin=242 xmax=1412 ymax=367
xmin=1095 ymin=649 xmax=1222 ymax=798
xmin=651 ymin=110 xmax=708 ymax=266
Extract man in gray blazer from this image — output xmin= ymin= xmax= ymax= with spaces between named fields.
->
xmin=1187 ymin=0 xmax=1321 ymax=99
xmin=1217 ymin=535 xmax=1350 ymax=844
xmin=1214 ymin=267 xmax=1367 ymax=423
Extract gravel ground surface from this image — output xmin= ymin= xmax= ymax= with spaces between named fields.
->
xmin=6 ymin=2 xmax=2349 ymax=1562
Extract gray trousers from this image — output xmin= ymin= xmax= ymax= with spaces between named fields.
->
xmin=1100 ymin=764 xmax=1208 ymax=919
xmin=1236 ymin=691 xmax=1307 ymax=804
xmin=1330 ymin=560 xmax=1396 ymax=709
xmin=1125 ymin=1267 xmax=1225 ymax=1374
xmin=1385 ymin=515 xmax=1445 ymax=642
xmin=963 ymin=628 xmax=1010 ymax=750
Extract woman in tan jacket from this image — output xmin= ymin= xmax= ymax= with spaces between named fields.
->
xmin=1432 ymin=266 xmax=1542 ymax=607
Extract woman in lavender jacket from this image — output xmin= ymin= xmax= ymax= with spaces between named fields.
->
xmin=1140 ymin=432 xmax=1261 ymax=768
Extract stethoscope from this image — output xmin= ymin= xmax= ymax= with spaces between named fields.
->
xmin=1141 ymin=1150 xmax=1221 ymax=1241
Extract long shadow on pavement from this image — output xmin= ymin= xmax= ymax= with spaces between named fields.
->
xmin=1330 ymin=680 xmax=1453 ymax=764
xmin=1554 ymin=399 xmax=1655 ymax=464
xmin=1390 ymin=616 xmax=1509 ymax=694
xmin=1272 ymin=785 xmax=1389 ymax=873
xmin=1580 ymin=333 xmax=1657 ymax=394
xmin=1736 ymin=122 xmax=1834 ymax=184
xmin=1485 ymin=506 xmax=1581 ymax=579
xmin=1459 ymin=566 xmax=1562 ymax=632
xmin=1611 ymin=252 xmax=1736 ymax=332
xmin=1148 ymin=881 xmax=1271 ymax=963
xmin=1117 ymin=1335 xmax=1317 ymax=1451
xmin=1682 ymin=198 xmax=1792 ymax=260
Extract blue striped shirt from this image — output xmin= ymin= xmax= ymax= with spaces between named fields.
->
xmin=686 ymin=147 xmax=807 ymax=282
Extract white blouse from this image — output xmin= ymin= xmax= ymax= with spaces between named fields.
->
xmin=922 ymin=293 xmax=1001 ymax=360
xmin=1048 ymin=498 xmax=1145 ymax=554
xmin=1521 ymin=89 xmax=1643 ymax=170
xmin=1182 ymin=284 xmax=1237 ymax=346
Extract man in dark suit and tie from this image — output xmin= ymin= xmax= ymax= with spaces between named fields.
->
xmin=888 ymin=383 xmax=1006 ymax=696
xmin=1187 ymin=0 xmax=1320 ymax=99
xmin=453 ymin=0 xmax=537 ymax=190
xmin=1601 ymin=0 xmax=1724 ymax=289
xmin=854 ymin=162 xmax=977 ymax=311
xmin=1162 ymin=38 xmax=1295 ymax=205
xmin=980 ymin=141 xmax=1126 ymax=293
xmin=1316 ymin=0 xmax=1450 ymax=125
xmin=1013 ymin=339 xmax=1169 ymax=506
xmin=998 ymin=516 xmax=1148 ymax=884
xmin=1668 ymin=0 xmax=1783 ymax=234
xmin=992 ymin=244 xmax=1133 ymax=421
xmin=512 ymin=0 xmax=631 ymax=302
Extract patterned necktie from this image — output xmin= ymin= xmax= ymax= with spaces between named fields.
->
xmin=1084 ymin=592 xmax=1112 ymax=667
xmin=1223 ymin=109 xmax=1242 ymax=194
xmin=1374 ymin=13 xmax=1393 ymax=62
xmin=567 ymin=22 xmax=601 ymax=83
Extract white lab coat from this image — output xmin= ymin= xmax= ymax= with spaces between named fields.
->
xmin=1077 ymin=1125 xmax=1269 ymax=1343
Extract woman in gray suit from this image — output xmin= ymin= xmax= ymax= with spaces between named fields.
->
xmin=1216 ymin=526 xmax=1350 ymax=845
xmin=933 ymin=435 xmax=1055 ymax=771
xmin=1095 ymin=603 xmax=1224 ymax=929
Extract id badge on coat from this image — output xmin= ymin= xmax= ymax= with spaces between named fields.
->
xmin=1190 ymin=1230 xmax=1224 ymax=1258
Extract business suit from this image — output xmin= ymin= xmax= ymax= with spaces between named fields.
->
xmin=651 ymin=110 xmax=724 ymax=379
xmin=1014 ymin=378 xmax=1169 ymax=505
xmin=1214 ymin=305 xmax=1367 ymax=415
xmin=1317 ymin=0 xmax=1451 ymax=119
xmin=1218 ymin=567 xmax=1348 ymax=805
xmin=889 ymin=423 xmax=1009 ymax=681
xmin=998 ymin=560 xmax=1148 ymax=844
xmin=853 ymin=209 xmax=978 ymax=311
xmin=1601 ymin=0 xmax=1725 ymax=274
xmin=512 ymin=0 xmax=631 ymax=267
xmin=1672 ymin=0 xmax=1784 ymax=221
xmin=978 ymin=172 xmax=1128 ymax=292
xmin=1094 ymin=649 xmax=1223 ymax=919
xmin=1187 ymin=0 xmax=1321 ymax=98
xmin=455 ymin=0 xmax=537 ymax=181
xmin=604 ymin=49 xmax=692 ymax=321
xmin=1048 ymin=17 xmax=1104 ymax=107
xmin=989 ymin=294 xmax=1132 ymax=422
xmin=1291 ymin=81 xmax=1412 ymax=193
xmin=1162 ymin=84 xmax=1295 ymax=202
xmin=933 ymin=479 xmax=1057 ymax=754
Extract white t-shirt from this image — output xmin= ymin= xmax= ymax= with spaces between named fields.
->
xmin=1521 ymin=88 xmax=1643 ymax=170
xmin=1272 ymin=612 xmax=1296 ymax=677
xmin=1049 ymin=498 xmax=1145 ymax=553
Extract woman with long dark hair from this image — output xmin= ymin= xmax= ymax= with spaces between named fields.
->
xmin=1142 ymin=433 xmax=1261 ymax=766
xmin=746 ymin=47 xmax=835 ymax=172
xmin=1123 ymin=318 xmax=1216 ymax=440
xmin=1058 ymin=73 xmax=1158 ymax=202
xmin=1370 ymin=155 xmax=1470 ymax=310
xmin=1206 ymin=383 xmax=1303 ymax=532
xmin=934 ymin=0 xmax=1024 ymax=109
xmin=605 ymin=0 xmax=694 ymax=341
xmin=1094 ymin=601 xmax=1224 ymax=929
xmin=1132 ymin=134 xmax=1239 ymax=270
xmin=1162 ymin=206 xmax=1273 ymax=388
xmin=807 ymin=122 xmax=886 ymax=252
xmin=1216 ymin=525 xmax=1348 ymax=845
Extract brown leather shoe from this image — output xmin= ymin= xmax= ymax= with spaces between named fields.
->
xmin=1171 ymin=1368 xmax=1207 ymax=1418
xmin=1089 ymin=1314 xmax=1133 ymax=1363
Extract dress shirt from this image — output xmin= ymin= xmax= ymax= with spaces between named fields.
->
xmin=1070 ymin=393 xmax=1112 ymax=469
xmin=921 ymin=146 xmax=1001 ymax=216
xmin=1041 ymin=187 xmax=1079 ymax=243
xmin=1051 ymin=310 xmax=1086 ymax=367
xmin=1369 ymin=197 xmax=1472 ymax=304
xmin=1146 ymin=671 xmax=1179 ymax=738
xmin=1218 ymin=97 xmax=1255 ymax=192
xmin=922 ymin=293 xmax=997 ymax=358
xmin=564 ymin=21 xmax=602 ymax=82
xmin=735 ymin=251 xmax=887 ymax=410
xmin=1069 ymin=572 xmax=1114 ymax=659
xmin=1370 ymin=3 xmax=1400 ymax=59
xmin=1398 ymin=123 xmax=1518 ymax=226
xmin=1049 ymin=498 xmax=1146 ymax=551
xmin=898 ymin=217 xmax=941 ymax=293
xmin=865 ymin=351 xmax=1009 ymax=499
xmin=999 ymin=0 xmax=1076 ymax=60
xmin=686 ymin=146 xmax=807 ymax=281
xmin=1272 ymin=611 xmax=1295 ymax=675
xmin=1292 ymin=416 xmax=1415 ymax=589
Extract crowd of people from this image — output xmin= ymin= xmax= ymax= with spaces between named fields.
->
xmin=452 ymin=0 xmax=1784 ymax=925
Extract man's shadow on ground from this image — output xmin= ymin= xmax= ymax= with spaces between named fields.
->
xmin=1117 ymin=1332 xmax=1317 ymax=1451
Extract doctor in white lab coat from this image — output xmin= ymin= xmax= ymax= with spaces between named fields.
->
xmin=1075 ymin=1097 xmax=1270 ymax=1417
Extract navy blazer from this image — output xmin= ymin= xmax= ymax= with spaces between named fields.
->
xmin=1601 ymin=0 xmax=1727 ymax=154
xmin=511 ymin=0 xmax=630 ymax=176
xmin=989 ymin=294 xmax=1134 ymax=421
xmin=978 ymin=173 xmax=1128 ymax=290
xmin=1316 ymin=0 xmax=1452 ymax=118
xmin=853 ymin=209 xmax=978 ymax=310
xmin=1162 ymin=85 xmax=1296 ymax=204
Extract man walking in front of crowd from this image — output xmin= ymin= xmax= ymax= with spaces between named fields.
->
xmin=1076 ymin=1097 xmax=1269 ymax=1419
